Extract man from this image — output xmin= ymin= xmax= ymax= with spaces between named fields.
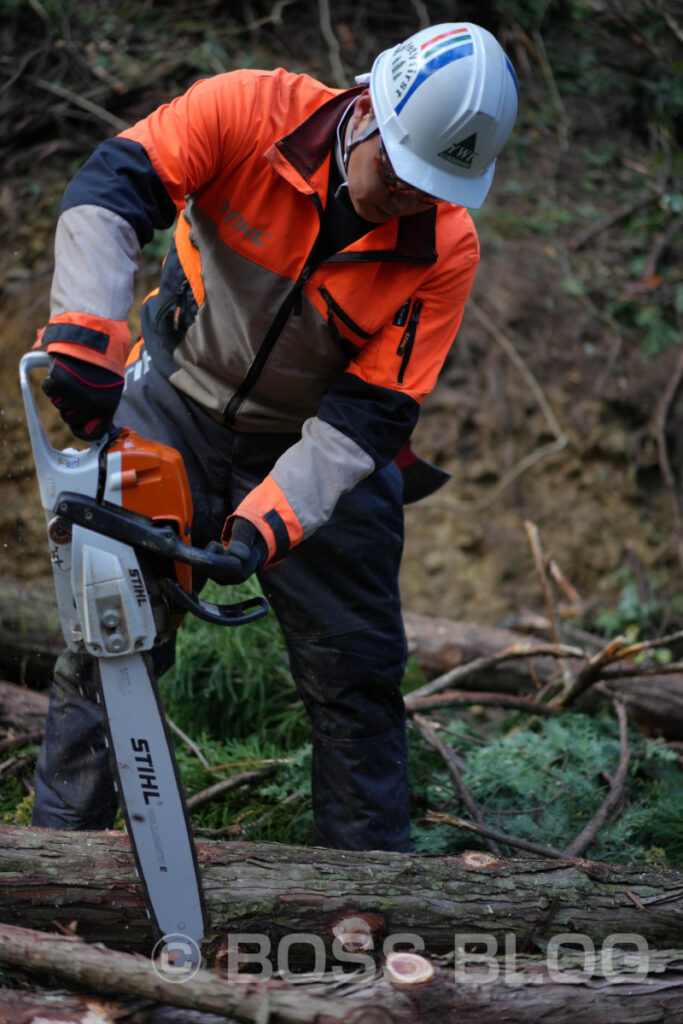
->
xmin=31 ymin=22 xmax=518 ymax=851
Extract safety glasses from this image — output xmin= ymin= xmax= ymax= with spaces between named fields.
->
xmin=375 ymin=136 xmax=439 ymax=205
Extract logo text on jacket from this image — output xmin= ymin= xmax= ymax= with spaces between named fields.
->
xmin=220 ymin=201 xmax=269 ymax=246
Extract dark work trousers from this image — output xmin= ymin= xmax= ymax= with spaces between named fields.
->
xmin=32 ymin=352 xmax=411 ymax=851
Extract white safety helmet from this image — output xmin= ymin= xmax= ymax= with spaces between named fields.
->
xmin=369 ymin=22 xmax=519 ymax=208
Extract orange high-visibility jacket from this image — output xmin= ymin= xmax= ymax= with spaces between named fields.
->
xmin=44 ymin=68 xmax=479 ymax=564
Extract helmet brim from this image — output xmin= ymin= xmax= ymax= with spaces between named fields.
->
xmin=383 ymin=134 xmax=496 ymax=208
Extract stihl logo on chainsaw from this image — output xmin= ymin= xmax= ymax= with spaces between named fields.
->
xmin=128 ymin=567 xmax=149 ymax=606
xmin=131 ymin=738 xmax=161 ymax=804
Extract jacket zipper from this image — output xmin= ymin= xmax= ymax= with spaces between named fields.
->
xmin=222 ymin=201 xmax=435 ymax=424
xmin=223 ymin=193 xmax=325 ymax=425
xmin=396 ymin=299 xmax=422 ymax=384
xmin=154 ymin=279 xmax=191 ymax=334
xmin=153 ymin=292 xmax=177 ymax=331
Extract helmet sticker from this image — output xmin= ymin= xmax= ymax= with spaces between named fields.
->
xmin=505 ymin=55 xmax=520 ymax=98
xmin=394 ymin=37 xmax=474 ymax=116
xmin=420 ymin=26 xmax=471 ymax=62
xmin=390 ymin=41 xmax=419 ymax=105
xmin=439 ymin=133 xmax=478 ymax=169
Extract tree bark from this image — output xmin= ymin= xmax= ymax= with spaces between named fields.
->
xmin=1 ymin=825 xmax=682 ymax=958
xmin=0 ymin=679 xmax=49 ymax=733
xmin=0 ymin=923 xmax=682 ymax=1024
xmin=403 ymin=610 xmax=561 ymax=686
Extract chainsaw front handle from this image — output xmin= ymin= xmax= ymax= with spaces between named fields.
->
xmin=21 ymin=352 xmax=269 ymax=629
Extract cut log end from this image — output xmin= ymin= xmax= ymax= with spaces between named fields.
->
xmin=331 ymin=913 xmax=385 ymax=952
xmin=384 ymin=951 xmax=435 ymax=986
xmin=461 ymin=850 xmax=502 ymax=869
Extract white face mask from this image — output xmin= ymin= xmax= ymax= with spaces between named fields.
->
xmin=343 ymin=116 xmax=378 ymax=174
xmin=334 ymin=100 xmax=378 ymax=200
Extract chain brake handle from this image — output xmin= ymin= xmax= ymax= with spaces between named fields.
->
xmin=52 ymin=492 xmax=270 ymax=629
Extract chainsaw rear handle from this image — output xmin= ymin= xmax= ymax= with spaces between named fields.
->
xmin=159 ymin=577 xmax=267 ymax=626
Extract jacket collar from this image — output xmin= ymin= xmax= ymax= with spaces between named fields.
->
xmin=275 ymin=86 xmax=364 ymax=183
xmin=271 ymin=86 xmax=437 ymax=264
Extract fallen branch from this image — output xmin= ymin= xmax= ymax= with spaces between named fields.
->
xmin=531 ymin=27 xmax=570 ymax=152
xmin=559 ymin=629 xmax=683 ymax=708
xmin=186 ymin=768 xmax=272 ymax=811
xmin=0 ymin=751 xmax=34 ymax=781
xmin=32 ymin=76 xmax=129 ymax=132
xmin=563 ymin=702 xmax=632 ymax=858
xmin=524 ymin=519 xmax=576 ymax=696
xmin=317 ymin=0 xmax=347 ymax=87
xmin=0 ymin=729 xmax=44 ymax=754
xmin=569 ymin=194 xmax=658 ymax=250
xmin=404 ymin=689 xmax=557 ymax=716
xmin=425 ymin=811 xmax=565 ymax=859
xmin=525 ymin=520 xmax=562 ymax=644
xmin=658 ymin=0 xmax=683 ymax=45
xmin=0 ymin=922 xmax=341 ymax=1024
xmin=601 ymin=662 xmax=683 ymax=678
xmin=165 ymin=715 xmax=210 ymax=770
xmin=412 ymin=714 xmax=502 ymax=857
xmin=406 ymin=640 xmax=583 ymax=702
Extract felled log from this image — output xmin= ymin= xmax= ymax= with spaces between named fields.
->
xmin=0 ymin=679 xmax=49 ymax=733
xmin=1 ymin=923 xmax=682 ymax=1024
xmin=608 ymin=672 xmax=683 ymax=739
xmin=0 ymin=579 xmax=573 ymax=690
xmin=1 ymin=825 xmax=682 ymax=958
xmin=404 ymin=610 xmax=683 ymax=738
xmin=0 ymin=576 xmax=61 ymax=687
xmin=402 ymin=610 xmax=561 ymax=686
xmin=0 ymin=922 xmax=337 ymax=1024
xmin=0 ymin=987 xmax=241 ymax=1024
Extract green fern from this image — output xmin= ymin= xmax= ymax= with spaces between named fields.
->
xmin=172 ymin=733 xmax=312 ymax=842
xmin=410 ymin=713 xmax=683 ymax=866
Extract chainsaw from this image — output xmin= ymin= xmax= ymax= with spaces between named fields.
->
xmin=20 ymin=350 xmax=269 ymax=954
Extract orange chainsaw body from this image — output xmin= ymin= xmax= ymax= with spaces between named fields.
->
xmin=106 ymin=428 xmax=193 ymax=594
